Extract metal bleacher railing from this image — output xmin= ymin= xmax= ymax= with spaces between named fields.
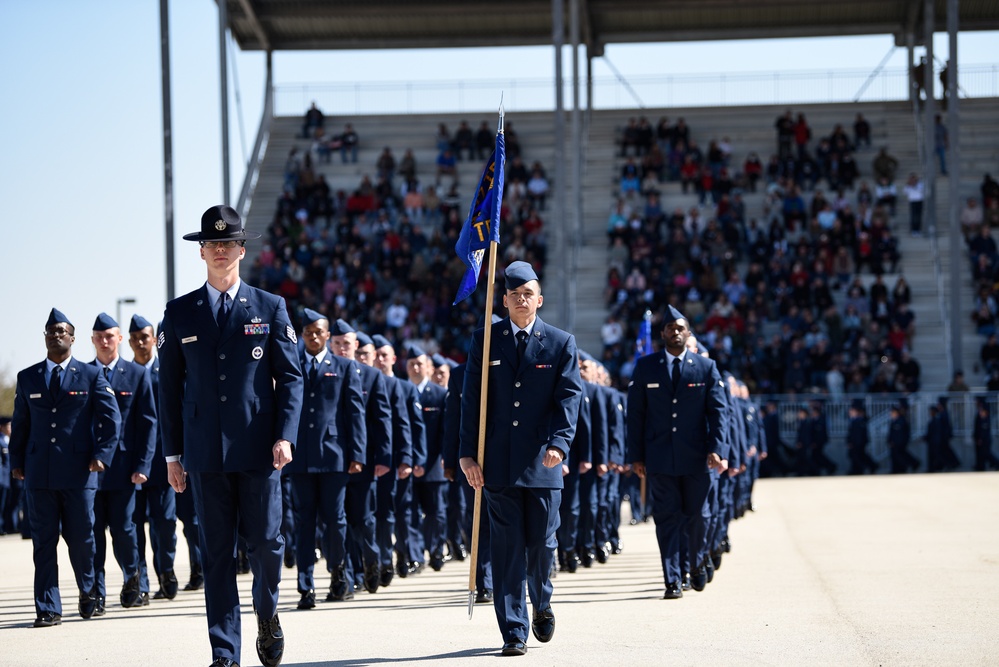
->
xmin=273 ymin=64 xmax=999 ymax=116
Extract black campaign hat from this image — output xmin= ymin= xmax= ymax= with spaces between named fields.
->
xmin=183 ymin=205 xmax=261 ymax=242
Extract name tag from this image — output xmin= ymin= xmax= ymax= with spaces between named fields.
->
xmin=30 ymin=393 xmax=42 ymax=399
xmin=182 ymin=336 xmax=198 ymax=344
xmin=489 ymin=360 xmax=500 ymax=366
xmin=647 ymin=383 xmax=660 ymax=389
xmin=244 ymin=323 xmax=270 ymax=335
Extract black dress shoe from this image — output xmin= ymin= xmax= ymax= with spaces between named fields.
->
xmin=475 ymin=588 xmax=494 ymax=604
xmin=429 ymin=553 xmax=445 ymax=571
xmin=711 ymin=549 xmax=723 ymax=571
xmin=501 ymin=641 xmax=527 ymax=656
xmin=79 ymin=589 xmax=98 ymax=619
xmin=579 ymin=550 xmax=594 ymax=568
xmin=255 ymin=614 xmax=284 ymax=667
xmin=563 ymin=548 xmax=579 ymax=574
xmin=531 ymin=606 xmax=555 ymax=643
xmin=153 ymin=589 xmax=167 ymax=600
xmin=691 ymin=566 xmax=707 ymax=592
xmin=611 ymin=541 xmax=623 ymax=555
xmin=705 ymin=558 xmax=715 ymax=584
xmin=94 ymin=596 xmax=106 ymax=617
xmin=380 ymin=565 xmax=394 ymax=588
xmin=161 ymin=570 xmax=179 ymax=599
xmin=452 ymin=543 xmax=467 ymax=561
xmin=681 ymin=572 xmax=692 ymax=591
xmin=721 ymin=537 xmax=731 ymax=554
xmin=209 ymin=659 xmax=239 ymax=667
xmin=139 ymin=592 xmax=151 ymax=606
xmin=283 ymin=548 xmax=296 ymax=569
xmin=595 ymin=543 xmax=609 ymax=564
xmin=121 ymin=574 xmax=143 ymax=608
xmin=363 ymin=564 xmax=380 ymax=594
xmin=409 ymin=561 xmax=425 ymax=575
xmin=663 ymin=581 xmax=683 ymax=599
xmin=33 ymin=612 xmax=62 ymax=627
xmin=326 ymin=566 xmax=354 ymax=602
xmin=185 ymin=564 xmax=205 ymax=591
xmin=396 ymin=559 xmax=409 ymax=579
xmin=236 ymin=550 xmax=250 ymax=575
xmin=297 ymin=590 xmax=316 ymax=610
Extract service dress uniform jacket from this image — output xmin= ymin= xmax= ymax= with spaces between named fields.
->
xmin=459 ymin=316 xmax=582 ymax=645
xmin=626 ymin=350 xmax=726 ymax=588
xmin=10 ymin=358 xmax=121 ymax=617
xmin=157 ymin=282 xmax=303 ymax=662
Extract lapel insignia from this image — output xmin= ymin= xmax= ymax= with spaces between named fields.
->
xmin=239 ymin=297 xmax=247 ymax=303
xmin=196 ymin=299 xmax=204 ymax=306
xmin=251 ymin=316 xmax=262 ymax=324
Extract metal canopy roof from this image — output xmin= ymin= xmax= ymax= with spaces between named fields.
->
xmin=226 ymin=0 xmax=999 ymax=53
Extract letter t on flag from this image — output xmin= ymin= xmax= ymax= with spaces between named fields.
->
xmin=452 ymin=130 xmax=505 ymax=304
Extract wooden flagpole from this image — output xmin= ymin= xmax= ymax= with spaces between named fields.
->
xmin=467 ymin=238 xmax=499 ymax=618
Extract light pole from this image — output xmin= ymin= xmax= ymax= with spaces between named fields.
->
xmin=116 ymin=297 xmax=136 ymax=356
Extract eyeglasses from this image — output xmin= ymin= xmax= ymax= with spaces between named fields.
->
xmin=44 ymin=327 xmax=72 ymax=337
xmin=200 ymin=241 xmax=244 ymax=249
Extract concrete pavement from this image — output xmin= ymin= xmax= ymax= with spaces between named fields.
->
xmin=1 ymin=472 xmax=997 ymax=666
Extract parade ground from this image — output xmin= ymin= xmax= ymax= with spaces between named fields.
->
xmin=1 ymin=472 xmax=997 ymax=666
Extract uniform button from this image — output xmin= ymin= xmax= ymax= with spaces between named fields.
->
xmin=672 ymin=399 xmax=677 ymax=404
xmin=219 ymin=354 xmax=226 ymax=360
xmin=220 ymin=395 xmax=227 ymax=402
xmin=309 ymin=423 xmax=314 ymax=428
xmin=309 ymin=408 xmax=315 ymax=413
xmin=219 ymin=374 xmax=226 ymax=381
xmin=310 ymin=392 xmax=315 ymax=398
xmin=51 ymin=437 xmax=56 ymax=443
xmin=514 ymin=401 xmax=520 ymax=407
xmin=672 ymin=427 xmax=677 ymax=432
xmin=672 ymin=413 xmax=677 ymax=418
xmin=515 ymin=382 xmax=521 ymax=388
xmin=52 ymin=408 xmax=57 ymax=413
xmin=513 ymin=420 xmax=519 ymax=427
xmin=51 ymin=422 xmax=57 ymax=428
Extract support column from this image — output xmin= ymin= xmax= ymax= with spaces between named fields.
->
xmin=160 ymin=0 xmax=175 ymax=301
xmin=923 ymin=0 xmax=936 ymax=232
xmin=552 ymin=0 xmax=567 ymax=326
xmin=219 ymin=0 xmax=231 ymax=204
xmin=569 ymin=0 xmax=581 ymax=334
xmin=947 ymin=0 xmax=963 ymax=378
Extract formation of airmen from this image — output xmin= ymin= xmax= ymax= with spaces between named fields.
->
xmin=7 ymin=206 xmax=766 ymax=665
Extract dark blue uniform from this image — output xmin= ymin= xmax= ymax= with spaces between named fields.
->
xmin=412 ymin=379 xmax=449 ymax=569
xmin=288 ymin=349 xmax=365 ymax=599
xmin=887 ymin=409 xmax=917 ymax=473
xmin=10 ymin=354 xmax=120 ymax=621
xmin=627 ymin=349 xmax=727 ymax=592
xmin=91 ymin=356 xmax=156 ymax=608
xmin=158 ymin=281 xmax=303 ymax=663
xmin=460 ymin=316 xmax=582 ymax=645
xmin=376 ymin=374 xmax=413 ymax=576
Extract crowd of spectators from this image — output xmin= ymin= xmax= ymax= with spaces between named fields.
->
xmin=967 ymin=173 xmax=999 ymax=390
xmin=249 ymin=105 xmax=546 ymax=361
xmin=604 ymin=110 xmax=923 ymax=397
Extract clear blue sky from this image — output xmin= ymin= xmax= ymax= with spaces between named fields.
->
xmin=1 ymin=1 xmax=996 ymax=378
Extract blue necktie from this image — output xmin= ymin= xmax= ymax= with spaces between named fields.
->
xmin=217 ymin=293 xmax=230 ymax=328
xmin=672 ymin=357 xmax=682 ymax=393
xmin=50 ymin=365 xmax=62 ymax=398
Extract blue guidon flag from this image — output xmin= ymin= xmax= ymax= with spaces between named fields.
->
xmin=452 ymin=131 xmax=506 ymax=304
xmin=635 ymin=309 xmax=653 ymax=361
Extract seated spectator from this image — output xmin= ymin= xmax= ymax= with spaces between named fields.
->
xmin=527 ymin=168 xmax=550 ymax=210
xmin=476 ymin=120 xmax=494 ymax=160
xmin=969 ymin=225 xmax=998 ymax=265
xmin=435 ymin=148 xmax=457 ymax=185
xmin=981 ymin=333 xmax=999 ymax=374
xmin=302 ymin=101 xmax=324 ymax=139
xmin=376 ymin=146 xmax=396 ymax=184
xmin=874 ymin=177 xmax=898 ymax=217
xmin=680 ymin=155 xmax=699 ymax=194
xmin=620 ymin=157 xmax=641 ymax=198
xmin=435 ymin=123 xmax=451 ymax=153
xmin=854 ymin=113 xmax=871 ymax=149
xmin=872 ymin=147 xmax=899 ymax=182
xmin=982 ymin=172 xmax=999 ymax=207
xmin=620 ymin=117 xmax=639 ymax=157
xmin=972 ymin=302 xmax=997 ymax=337
xmin=947 ymin=370 xmax=970 ymax=392
xmin=743 ymin=152 xmax=763 ymax=192
xmin=452 ymin=120 xmax=474 ymax=161
xmin=340 ymin=123 xmax=359 ymax=163
xmin=399 ymin=148 xmax=417 ymax=182
xmin=961 ymin=197 xmax=984 ymax=240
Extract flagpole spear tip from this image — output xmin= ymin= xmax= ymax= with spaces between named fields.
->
xmin=498 ymin=93 xmax=505 ymax=134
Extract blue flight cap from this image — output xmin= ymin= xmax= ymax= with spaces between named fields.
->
xmin=372 ymin=334 xmax=394 ymax=350
xmin=129 ymin=314 xmax=153 ymax=333
xmin=355 ymin=331 xmax=374 ymax=348
xmin=504 ymin=261 xmax=539 ymax=290
xmin=46 ymin=308 xmax=73 ymax=329
xmin=406 ymin=344 xmax=426 ymax=360
xmin=303 ymin=309 xmax=328 ymax=326
xmin=431 ymin=353 xmax=448 ymax=367
xmin=578 ymin=350 xmax=595 ymax=362
xmin=663 ymin=304 xmax=686 ymax=325
xmin=329 ymin=318 xmax=355 ymax=335
xmin=93 ymin=312 xmax=119 ymax=331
